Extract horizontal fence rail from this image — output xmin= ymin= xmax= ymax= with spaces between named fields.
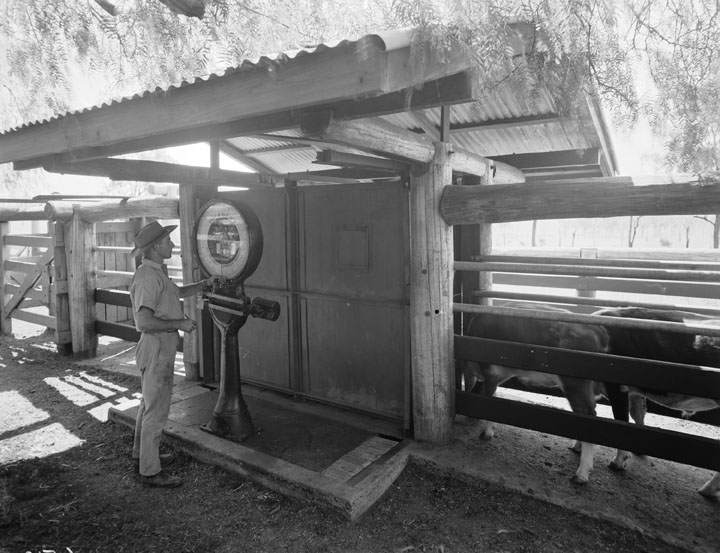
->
xmin=473 ymin=254 xmax=720 ymax=271
xmin=454 ymin=303 xmax=720 ymax=337
xmin=453 ymin=305 xmax=720 ymax=474
xmin=456 ymin=260 xmax=720 ymax=282
xmin=456 ymin=392 xmax=720 ymax=472
xmin=455 ymin=335 xmax=720 ymax=400
xmin=472 ymin=290 xmax=720 ymax=317
xmin=460 ymin=248 xmax=720 ymax=313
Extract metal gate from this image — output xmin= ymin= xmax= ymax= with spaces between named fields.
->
xmin=227 ymin=182 xmax=410 ymax=424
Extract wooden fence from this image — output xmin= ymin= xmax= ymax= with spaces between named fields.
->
xmin=453 ymin=246 xmax=720 ymax=475
xmin=0 ymin=204 xmax=72 ymax=354
xmin=0 ymin=196 xmax=180 ymax=358
xmin=94 ymin=220 xmax=182 ymax=344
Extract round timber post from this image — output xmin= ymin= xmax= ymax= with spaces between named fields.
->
xmin=66 ymin=212 xmax=97 ymax=357
xmin=179 ymin=182 xmax=201 ymax=380
xmin=409 ymin=142 xmax=455 ymax=445
xmin=0 ymin=222 xmax=11 ymax=334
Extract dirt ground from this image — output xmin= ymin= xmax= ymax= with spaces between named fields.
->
xmin=0 ymin=329 xmax=715 ymax=553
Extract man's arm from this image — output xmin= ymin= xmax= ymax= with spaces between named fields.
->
xmin=135 ymin=306 xmax=196 ymax=333
xmin=178 ymin=276 xmax=221 ymax=298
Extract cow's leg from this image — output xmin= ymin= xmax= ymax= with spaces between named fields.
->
xmin=698 ymin=472 xmax=720 ymax=498
xmin=563 ymin=380 xmax=598 ymax=484
xmin=610 ymin=391 xmax=647 ymax=471
xmin=478 ymin=376 xmax=499 ymax=440
xmin=629 ymin=393 xmax=646 ymax=424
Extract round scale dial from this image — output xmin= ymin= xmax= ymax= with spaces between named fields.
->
xmin=193 ymin=199 xmax=263 ymax=282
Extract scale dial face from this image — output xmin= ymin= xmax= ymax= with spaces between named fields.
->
xmin=193 ymin=199 xmax=263 ymax=282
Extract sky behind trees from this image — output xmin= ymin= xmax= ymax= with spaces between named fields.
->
xmin=1 ymin=0 xmax=718 ymax=199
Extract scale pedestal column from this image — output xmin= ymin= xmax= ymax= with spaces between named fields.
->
xmin=200 ymin=308 xmax=256 ymax=442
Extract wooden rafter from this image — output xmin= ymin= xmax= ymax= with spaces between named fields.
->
xmin=316 ymin=150 xmax=408 ymax=172
xmin=218 ymin=140 xmax=275 ymax=174
xmin=450 ymin=113 xmax=563 ymax=134
xmin=410 ymin=110 xmax=440 ymax=140
xmin=300 ymin=113 xmax=525 ymax=183
xmin=44 ymin=158 xmax=278 ymax=187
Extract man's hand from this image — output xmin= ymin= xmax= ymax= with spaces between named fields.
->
xmin=179 ymin=317 xmax=197 ymax=333
xmin=204 ymin=276 xmax=223 ymax=290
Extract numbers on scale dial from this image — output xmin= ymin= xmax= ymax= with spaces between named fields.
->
xmin=196 ymin=202 xmax=252 ymax=280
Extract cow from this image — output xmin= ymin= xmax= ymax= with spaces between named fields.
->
xmin=595 ymin=307 xmax=720 ymax=498
xmin=457 ymin=303 xmax=611 ymax=484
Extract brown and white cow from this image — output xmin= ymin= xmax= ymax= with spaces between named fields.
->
xmin=457 ymin=303 xmax=610 ymax=484
xmin=596 ymin=307 xmax=720 ymax=498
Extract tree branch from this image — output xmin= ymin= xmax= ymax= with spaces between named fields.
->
xmin=158 ymin=0 xmax=205 ymax=19
xmin=93 ymin=0 xmax=118 ymax=16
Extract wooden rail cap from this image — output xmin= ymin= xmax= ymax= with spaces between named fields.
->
xmin=45 ymin=200 xmax=75 ymax=221
xmin=45 ymin=196 xmax=179 ymax=223
xmin=440 ymin=173 xmax=720 ymax=225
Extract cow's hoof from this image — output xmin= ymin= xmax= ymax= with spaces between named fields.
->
xmin=571 ymin=474 xmax=589 ymax=485
xmin=610 ymin=451 xmax=631 ymax=472
xmin=479 ymin=431 xmax=494 ymax=441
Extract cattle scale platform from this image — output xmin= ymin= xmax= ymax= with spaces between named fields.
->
xmin=78 ymin=338 xmax=719 ymax=553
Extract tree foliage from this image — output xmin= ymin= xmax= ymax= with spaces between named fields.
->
xmin=627 ymin=0 xmax=720 ymax=172
xmin=1 ymin=0 xmax=718 ymax=181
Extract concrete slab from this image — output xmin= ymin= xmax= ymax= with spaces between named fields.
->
xmin=109 ymin=380 xmax=410 ymax=520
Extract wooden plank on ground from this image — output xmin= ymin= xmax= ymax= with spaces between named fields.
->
xmin=321 ymin=436 xmax=399 ymax=483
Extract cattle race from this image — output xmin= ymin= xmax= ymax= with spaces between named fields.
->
xmin=457 ymin=303 xmax=720 ymax=498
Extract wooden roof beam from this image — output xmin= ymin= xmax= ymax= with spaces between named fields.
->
xmin=218 ymin=140 xmax=275 ymax=173
xmin=450 ymin=113 xmax=563 ymax=134
xmin=315 ymin=150 xmax=408 ymax=172
xmin=44 ymin=158 xmax=281 ymax=187
xmin=300 ymin=113 xmax=525 ymax=183
xmin=410 ymin=110 xmax=440 ymax=140
xmin=3 ymin=45 xmax=478 ymax=168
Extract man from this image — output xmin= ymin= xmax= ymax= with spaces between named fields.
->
xmin=129 ymin=221 xmax=219 ymax=488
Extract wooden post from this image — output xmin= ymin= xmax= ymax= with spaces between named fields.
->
xmin=478 ymin=159 xmax=494 ymax=305
xmin=179 ymin=182 xmax=201 ymax=380
xmin=577 ymin=248 xmax=598 ymax=299
xmin=52 ymin=222 xmax=72 ymax=355
xmin=66 ymin=213 xmax=97 ymax=357
xmin=0 ymin=222 xmax=11 ymax=334
xmin=409 ymin=142 xmax=455 ymax=445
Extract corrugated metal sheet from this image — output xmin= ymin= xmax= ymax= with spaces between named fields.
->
xmin=224 ymin=131 xmax=391 ymax=176
xmin=380 ymin=83 xmax=600 ymax=158
xmin=1 ymin=26 xmax=615 ymax=179
xmin=1 ymin=30 xmax=413 ymax=137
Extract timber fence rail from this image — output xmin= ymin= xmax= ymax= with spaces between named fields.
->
xmin=454 ymin=247 xmax=720 ymax=475
xmin=94 ymin=236 xmax=183 ymax=347
xmin=453 ymin=318 xmax=720 ymax=473
xmin=0 ymin=195 xmax=181 ymax=357
xmin=0 ymin=200 xmax=71 ymax=352
xmin=464 ymin=247 xmax=720 ymax=315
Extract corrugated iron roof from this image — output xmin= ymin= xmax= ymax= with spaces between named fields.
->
xmin=1 ymin=26 xmax=617 ymax=180
xmin=2 ymin=29 xmax=415 ymax=137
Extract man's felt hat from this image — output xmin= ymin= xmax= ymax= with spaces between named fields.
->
xmin=131 ymin=221 xmax=178 ymax=257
